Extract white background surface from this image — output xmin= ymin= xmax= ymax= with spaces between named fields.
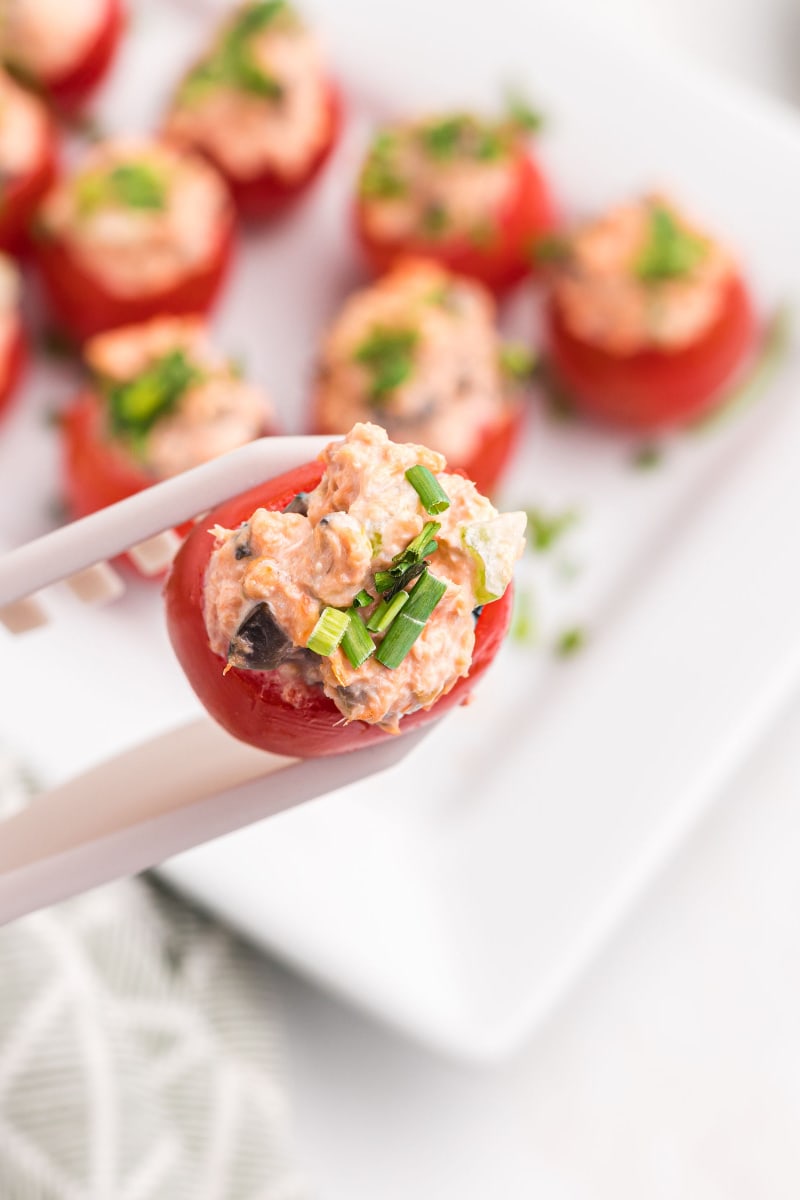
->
xmin=266 ymin=3 xmax=800 ymax=1195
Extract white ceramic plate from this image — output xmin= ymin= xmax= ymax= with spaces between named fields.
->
xmin=2 ymin=0 xmax=800 ymax=1059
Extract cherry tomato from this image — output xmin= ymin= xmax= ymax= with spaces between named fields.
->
xmin=355 ymin=151 xmax=556 ymax=295
xmin=35 ymin=214 xmax=235 ymax=343
xmin=545 ymin=275 xmax=755 ymax=430
xmin=196 ymin=82 xmax=342 ymax=221
xmin=38 ymin=0 xmax=124 ymax=111
xmin=165 ymin=459 xmax=514 ymax=757
xmin=61 ymin=391 xmax=155 ymax=518
xmin=0 ymin=110 xmax=57 ymax=256
xmin=460 ymin=403 xmax=525 ymax=496
xmin=0 ymin=322 xmax=27 ymax=423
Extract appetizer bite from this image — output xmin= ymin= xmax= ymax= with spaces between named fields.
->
xmin=0 ymin=68 xmax=57 ymax=255
xmin=166 ymin=422 xmax=525 ymax=756
xmin=0 ymin=255 xmax=26 ymax=421
xmin=1 ymin=0 xmax=124 ymax=111
xmin=354 ymin=104 xmax=556 ymax=293
xmin=62 ymin=315 xmax=275 ymax=517
xmin=163 ymin=0 xmax=340 ymax=220
xmin=311 ymin=258 xmax=529 ymax=494
xmin=542 ymin=194 xmax=755 ymax=429
xmin=35 ymin=138 xmax=235 ymax=342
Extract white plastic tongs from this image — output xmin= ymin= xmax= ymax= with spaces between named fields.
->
xmin=0 ymin=436 xmax=427 ymax=925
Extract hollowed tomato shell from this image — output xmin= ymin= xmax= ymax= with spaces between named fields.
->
xmin=544 ymin=274 xmax=756 ymax=431
xmin=165 ymin=459 xmax=514 ymax=758
xmin=355 ymin=150 xmax=557 ymax=295
xmin=41 ymin=0 xmax=125 ymax=111
xmin=0 ymin=115 xmax=58 ymax=256
xmin=0 ymin=323 xmax=27 ymax=423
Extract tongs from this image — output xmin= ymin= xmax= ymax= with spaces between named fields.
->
xmin=0 ymin=436 xmax=427 ymax=925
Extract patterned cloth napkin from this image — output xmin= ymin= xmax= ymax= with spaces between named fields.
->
xmin=0 ymin=752 xmax=309 ymax=1200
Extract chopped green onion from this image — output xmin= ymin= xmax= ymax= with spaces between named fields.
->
xmin=76 ymin=162 xmax=168 ymax=216
xmin=635 ymin=203 xmax=707 ymax=282
xmin=367 ymin=589 xmax=409 ymax=633
xmin=405 ymin=465 xmax=450 ymax=514
xmin=352 ymin=589 xmax=374 ymax=608
xmin=555 ymin=626 xmax=586 ymax=658
xmin=306 ymin=607 xmax=350 ymax=656
xmin=354 ymin=326 xmax=419 ymax=402
xmin=105 ymin=349 xmax=200 ymax=441
xmin=374 ymin=559 xmax=427 ymax=598
xmin=394 ymin=521 xmax=441 ymax=565
xmin=376 ymin=571 xmax=448 ymax=668
xmin=505 ymin=89 xmax=544 ymax=134
xmin=525 ymin=507 xmax=579 ymax=553
xmin=499 ymin=343 xmax=536 ymax=381
xmin=631 ymin=443 xmax=664 ymax=470
xmin=533 ymin=234 xmax=571 ymax=264
xmin=340 ymin=609 xmax=376 ymax=669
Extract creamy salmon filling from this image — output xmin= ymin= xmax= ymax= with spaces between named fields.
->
xmin=549 ymin=195 xmax=734 ymax=355
xmin=1 ymin=0 xmax=106 ymax=81
xmin=165 ymin=3 xmax=330 ymax=183
xmin=0 ymin=68 xmax=48 ymax=180
xmin=358 ymin=114 xmax=521 ymax=245
xmin=40 ymin=139 xmax=231 ymax=297
xmin=0 ymin=253 xmax=20 ymax=385
xmin=204 ymin=422 xmax=526 ymax=731
xmin=86 ymin=316 xmax=272 ymax=478
xmin=314 ymin=260 xmax=522 ymax=465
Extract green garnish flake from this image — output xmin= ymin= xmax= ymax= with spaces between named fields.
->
xmin=352 ymin=589 xmax=374 ymax=608
xmin=354 ymin=326 xmax=419 ymax=402
xmin=181 ymin=0 xmax=287 ymax=104
xmin=405 ymin=465 xmax=450 ymax=514
xmin=421 ymin=202 xmax=449 ymax=238
xmin=359 ymin=131 xmax=406 ymax=199
xmin=340 ymin=609 xmax=376 ymax=669
xmin=631 ymin=443 xmax=664 ymax=470
xmin=366 ymin=589 xmax=409 ymax=633
xmin=500 ymin=342 xmax=536 ymax=381
xmin=533 ymin=233 xmax=571 ymax=265
xmin=510 ymin=588 xmax=537 ymax=646
xmin=555 ymin=626 xmax=586 ymax=658
xmin=307 ymin=606 xmax=350 ymax=656
xmin=396 ymin=521 xmax=441 ymax=564
xmin=374 ymin=559 xmax=427 ymax=599
xmin=419 ymin=114 xmax=506 ymax=163
xmin=691 ymin=305 xmax=791 ymax=433
xmin=505 ymin=89 xmax=544 ymax=134
xmin=76 ymin=161 xmax=168 ymax=216
xmin=635 ymin=203 xmax=708 ymax=283
xmin=526 ymin=507 xmax=579 ymax=553
xmin=105 ymin=349 xmax=200 ymax=442
xmin=375 ymin=570 xmax=447 ymax=668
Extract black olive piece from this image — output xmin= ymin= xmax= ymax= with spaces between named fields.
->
xmin=227 ymin=603 xmax=293 ymax=671
xmin=472 ymin=605 xmax=484 ymax=625
xmin=283 ymin=492 xmax=309 ymax=516
xmin=233 ymin=522 xmax=252 ymax=560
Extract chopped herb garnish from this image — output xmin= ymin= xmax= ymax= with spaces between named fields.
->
xmin=374 ymin=558 xmax=428 ymax=600
xmin=691 ymin=305 xmax=791 ymax=432
xmin=419 ymin=114 xmax=506 ymax=163
xmin=340 ymin=609 xmax=376 ymax=668
xmin=555 ymin=626 xmax=586 ymax=658
xmin=354 ymin=326 xmax=419 ymax=402
xmin=306 ymin=606 xmax=350 ymax=656
xmin=499 ymin=342 xmax=536 ymax=381
xmin=631 ymin=443 xmax=664 ymax=470
xmin=76 ymin=162 xmax=168 ymax=216
xmin=420 ymin=115 xmax=468 ymax=160
xmin=352 ymin=589 xmax=374 ymax=608
xmin=635 ymin=203 xmax=707 ymax=282
xmin=421 ymin=202 xmax=449 ymax=237
xmin=535 ymin=357 xmax=577 ymax=421
xmin=510 ymin=588 xmax=537 ymax=646
xmin=105 ymin=349 xmax=200 ymax=442
xmin=533 ymin=234 xmax=571 ymax=265
xmin=467 ymin=219 xmax=498 ymax=249
xmin=367 ymin=589 xmax=409 ymax=633
xmin=526 ymin=507 xmax=579 ymax=553
xmin=405 ymin=465 xmax=450 ymax=514
xmin=395 ymin=521 xmax=441 ymax=564
xmin=375 ymin=570 xmax=447 ymax=668
xmin=181 ymin=0 xmax=287 ymax=104
xmin=359 ymin=131 xmax=406 ymax=199
xmin=505 ymin=89 xmax=544 ymax=134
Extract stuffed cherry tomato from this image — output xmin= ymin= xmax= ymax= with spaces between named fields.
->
xmin=166 ymin=422 xmax=525 ymax=757
xmin=543 ymin=194 xmax=756 ymax=430
xmin=0 ymin=257 xmax=26 ymax=422
xmin=0 ymin=69 xmax=57 ymax=255
xmin=2 ymin=0 xmax=124 ymax=111
xmin=163 ymin=0 xmax=340 ymax=221
xmin=354 ymin=104 xmax=556 ymax=294
xmin=62 ymin=315 xmax=276 ymax=518
xmin=311 ymin=258 xmax=529 ymax=494
xmin=35 ymin=138 xmax=235 ymax=343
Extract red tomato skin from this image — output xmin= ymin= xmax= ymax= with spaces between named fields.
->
xmin=0 ymin=323 xmax=27 ymax=422
xmin=355 ymin=151 xmax=557 ymax=295
xmin=61 ymin=390 xmax=155 ymax=518
xmin=459 ymin=404 xmax=525 ymax=496
xmin=545 ymin=275 xmax=756 ymax=431
xmin=41 ymin=0 xmax=124 ymax=111
xmin=0 ymin=118 xmax=57 ymax=256
xmin=165 ymin=460 xmax=514 ymax=758
xmin=35 ymin=213 xmax=235 ymax=343
xmin=202 ymin=82 xmax=342 ymax=221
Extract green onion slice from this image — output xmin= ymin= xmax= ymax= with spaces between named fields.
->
xmin=393 ymin=521 xmax=441 ymax=565
xmin=366 ymin=589 xmax=409 ymax=633
xmin=375 ymin=571 xmax=447 ymax=669
xmin=405 ymin=465 xmax=450 ymax=514
xmin=374 ymin=558 xmax=427 ymax=599
xmin=340 ymin=609 xmax=376 ymax=669
xmin=306 ymin=607 xmax=350 ymax=656
xmin=352 ymin=589 xmax=373 ymax=608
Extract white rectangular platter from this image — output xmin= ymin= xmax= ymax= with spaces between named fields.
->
xmin=1 ymin=0 xmax=799 ymax=1058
